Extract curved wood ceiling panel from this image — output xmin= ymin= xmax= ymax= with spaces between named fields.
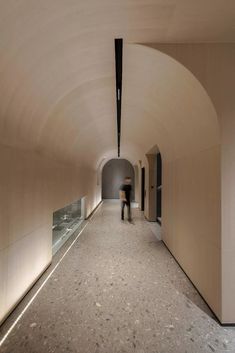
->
xmin=0 ymin=0 xmax=230 ymax=166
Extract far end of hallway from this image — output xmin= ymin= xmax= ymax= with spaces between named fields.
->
xmin=0 ymin=201 xmax=234 ymax=353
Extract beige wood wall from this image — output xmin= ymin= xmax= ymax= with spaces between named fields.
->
xmin=146 ymin=43 xmax=235 ymax=323
xmin=0 ymin=144 xmax=101 ymax=324
xmin=162 ymin=146 xmax=221 ymax=316
xmin=143 ymin=146 xmax=221 ymax=318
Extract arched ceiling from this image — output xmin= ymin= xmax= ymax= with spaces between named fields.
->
xmin=0 ymin=0 xmax=232 ymax=168
xmin=122 ymin=44 xmax=220 ymax=162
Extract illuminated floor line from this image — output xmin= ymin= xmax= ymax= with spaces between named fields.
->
xmin=0 ymin=201 xmax=102 ymax=347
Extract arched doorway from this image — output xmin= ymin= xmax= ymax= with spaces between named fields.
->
xmin=102 ymin=159 xmax=135 ymax=200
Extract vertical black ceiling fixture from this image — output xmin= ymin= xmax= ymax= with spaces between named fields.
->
xmin=115 ymin=38 xmax=123 ymax=157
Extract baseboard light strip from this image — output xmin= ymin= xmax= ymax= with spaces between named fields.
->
xmin=0 ymin=201 xmax=102 ymax=347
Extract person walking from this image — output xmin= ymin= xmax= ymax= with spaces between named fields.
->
xmin=119 ymin=177 xmax=132 ymax=222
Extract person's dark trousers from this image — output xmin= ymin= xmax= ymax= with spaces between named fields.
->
xmin=121 ymin=200 xmax=132 ymax=221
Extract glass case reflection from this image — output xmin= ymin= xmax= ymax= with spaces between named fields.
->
xmin=52 ymin=199 xmax=83 ymax=254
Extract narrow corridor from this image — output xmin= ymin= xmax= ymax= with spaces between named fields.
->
xmin=0 ymin=201 xmax=234 ymax=353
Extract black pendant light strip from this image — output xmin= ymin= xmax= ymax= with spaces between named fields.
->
xmin=115 ymin=38 xmax=123 ymax=157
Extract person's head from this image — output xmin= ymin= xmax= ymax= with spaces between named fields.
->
xmin=124 ymin=176 xmax=131 ymax=185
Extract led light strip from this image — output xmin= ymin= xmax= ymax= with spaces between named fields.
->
xmin=0 ymin=201 xmax=102 ymax=347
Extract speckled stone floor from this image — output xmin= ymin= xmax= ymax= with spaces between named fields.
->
xmin=1 ymin=200 xmax=235 ymax=353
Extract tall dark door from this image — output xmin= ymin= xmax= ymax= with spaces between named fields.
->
xmin=141 ymin=167 xmax=145 ymax=211
xmin=156 ymin=153 xmax=162 ymax=224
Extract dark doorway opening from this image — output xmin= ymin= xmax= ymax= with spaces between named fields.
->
xmin=156 ymin=153 xmax=162 ymax=224
xmin=102 ymin=159 xmax=135 ymax=200
xmin=141 ymin=167 xmax=145 ymax=211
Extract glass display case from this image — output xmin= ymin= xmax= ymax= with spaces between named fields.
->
xmin=52 ymin=198 xmax=83 ymax=255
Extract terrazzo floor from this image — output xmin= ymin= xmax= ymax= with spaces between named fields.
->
xmin=1 ymin=200 xmax=235 ymax=353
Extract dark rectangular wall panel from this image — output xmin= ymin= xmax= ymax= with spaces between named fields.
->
xmin=141 ymin=167 xmax=145 ymax=211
